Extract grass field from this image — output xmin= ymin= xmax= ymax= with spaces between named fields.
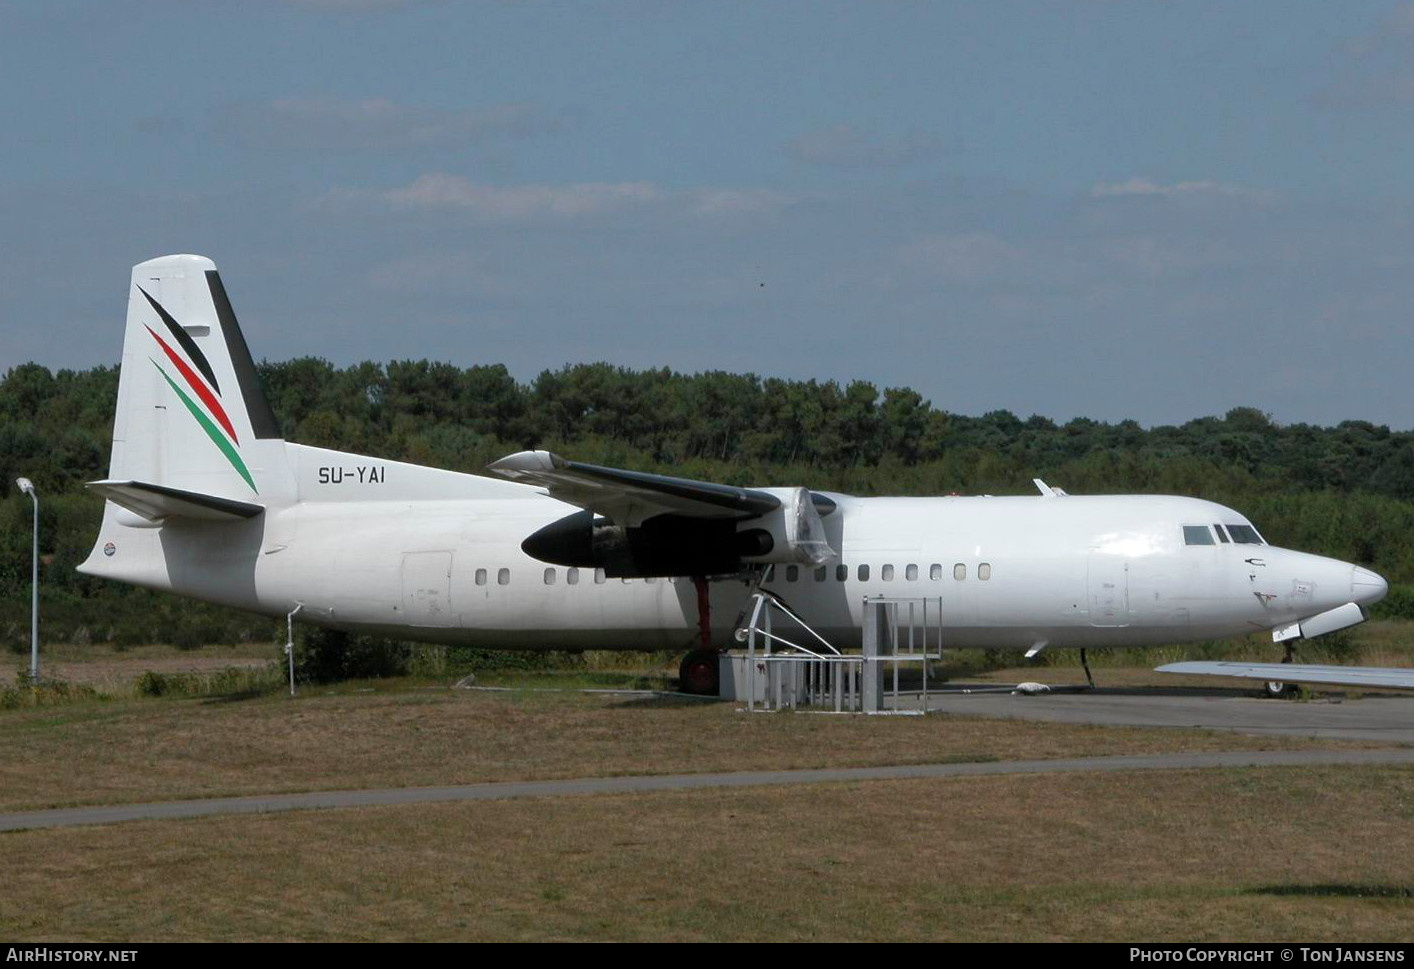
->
xmin=0 ymin=680 xmax=1370 ymax=813
xmin=2 ymin=766 xmax=1412 ymax=941
xmin=3 ymin=639 xmax=1412 ymax=941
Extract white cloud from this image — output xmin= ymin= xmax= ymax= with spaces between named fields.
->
xmin=687 ymin=187 xmax=794 ymax=217
xmin=220 ymin=96 xmax=558 ymax=151
xmin=1090 ymin=177 xmax=1268 ymax=200
xmin=785 ymin=125 xmax=942 ymax=168
xmin=383 ymin=174 xmax=662 ymax=219
xmin=896 ymin=232 xmax=1027 ymax=284
xmin=362 ymin=174 xmax=794 ymax=224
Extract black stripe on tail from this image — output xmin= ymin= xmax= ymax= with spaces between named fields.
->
xmin=206 ymin=270 xmax=282 ymax=440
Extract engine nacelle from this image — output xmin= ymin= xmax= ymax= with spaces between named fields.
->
xmin=520 ymin=489 xmax=837 ymax=578
xmin=734 ymin=487 xmax=837 ymax=567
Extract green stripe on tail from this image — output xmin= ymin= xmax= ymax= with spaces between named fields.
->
xmin=152 ymin=360 xmax=258 ymax=494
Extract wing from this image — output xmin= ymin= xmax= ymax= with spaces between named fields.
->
xmin=486 ymin=449 xmax=782 ymax=526
xmin=1157 ymin=661 xmax=1414 ymax=691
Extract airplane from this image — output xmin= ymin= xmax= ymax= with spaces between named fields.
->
xmin=77 ymin=254 xmax=1389 ymax=696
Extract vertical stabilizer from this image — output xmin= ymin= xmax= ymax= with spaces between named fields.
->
xmin=108 ymin=254 xmax=290 ymax=501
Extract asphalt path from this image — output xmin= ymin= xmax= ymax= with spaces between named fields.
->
xmin=4 ymin=747 xmax=1414 ymax=833
xmin=914 ymin=686 xmax=1414 ymax=743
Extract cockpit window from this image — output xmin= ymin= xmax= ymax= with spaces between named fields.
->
xmin=1213 ymin=524 xmax=1230 ymax=543
xmin=1225 ymin=524 xmax=1264 ymax=545
xmin=1182 ymin=525 xmax=1215 ymax=546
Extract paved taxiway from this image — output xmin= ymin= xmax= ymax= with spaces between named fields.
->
xmin=910 ymin=686 xmax=1414 ymax=743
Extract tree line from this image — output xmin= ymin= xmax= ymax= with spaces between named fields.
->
xmin=4 ymin=357 xmax=1414 ymax=651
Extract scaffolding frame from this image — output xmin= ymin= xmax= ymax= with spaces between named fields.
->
xmin=738 ymin=593 xmax=943 ymax=714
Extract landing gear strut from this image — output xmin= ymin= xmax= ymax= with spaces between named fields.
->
xmin=1263 ymin=642 xmax=1300 ymax=698
xmin=679 ymin=576 xmax=721 ymax=696
xmin=1080 ymin=648 xmax=1096 ymax=690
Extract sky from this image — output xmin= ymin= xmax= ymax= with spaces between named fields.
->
xmin=4 ymin=1 xmax=1414 ymax=429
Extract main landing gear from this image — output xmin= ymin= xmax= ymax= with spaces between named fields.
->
xmin=1262 ymin=642 xmax=1300 ymax=698
xmin=679 ymin=575 xmax=721 ymax=696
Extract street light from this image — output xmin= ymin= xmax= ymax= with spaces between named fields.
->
xmin=15 ymin=478 xmax=38 ymax=684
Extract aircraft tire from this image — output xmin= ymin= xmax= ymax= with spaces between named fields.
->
xmin=679 ymin=649 xmax=720 ymax=696
xmin=1262 ymin=680 xmax=1297 ymax=698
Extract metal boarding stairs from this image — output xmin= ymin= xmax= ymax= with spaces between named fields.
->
xmin=735 ymin=593 xmax=943 ymax=714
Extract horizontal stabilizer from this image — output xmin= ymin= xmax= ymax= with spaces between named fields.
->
xmin=1157 ymin=661 xmax=1414 ymax=691
xmin=87 ymin=479 xmax=265 ymax=522
xmin=486 ymin=449 xmax=781 ymax=526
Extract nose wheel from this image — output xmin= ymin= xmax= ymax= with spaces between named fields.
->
xmin=1262 ymin=643 xmax=1300 ymax=697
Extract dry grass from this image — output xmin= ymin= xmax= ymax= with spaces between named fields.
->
xmin=2 ymin=766 xmax=1412 ymax=941
xmin=0 ymin=684 xmax=1369 ymax=813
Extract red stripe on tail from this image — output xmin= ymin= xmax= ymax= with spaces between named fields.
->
xmin=145 ymin=325 xmax=240 ymax=445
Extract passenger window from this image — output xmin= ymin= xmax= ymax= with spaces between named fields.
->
xmin=978 ymin=563 xmax=992 ymax=581
xmin=837 ymin=564 xmax=848 ymax=582
xmin=882 ymin=564 xmax=894 ymax=581
xmin=497 ymin=568 xmax=511 ymax=586
xmin=1213 ymin=524 xmax=1230 ymax=543
xmin=858 ymin=564 xmax=870 ymax=581
xmin=594 ymin=568 xmax=607 ymax=584
xmin=930 ymin=564 xmax=942 ymax=581
xmin=475 ymin=568 xmax=487 ymax=586
xmin=815 ymin=566 xmax=827 ymax=582
xmin=1182 ymin=525 xmax=1216 ymax=546
xmin=786 ymin=565 xmax=799 ymax=582
xmin=954 ymin=563 xmax=966 ymax=581
xmin=544 ymin=568 xmax=556 ymax=585
xmin=905 ymin=564 xmax=918 ymax=581
xmin=567 ymin=568 xmax=580 ymax=585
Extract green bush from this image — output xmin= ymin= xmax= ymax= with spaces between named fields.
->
xmin=293 ymin=627 xmax=412 ymax=684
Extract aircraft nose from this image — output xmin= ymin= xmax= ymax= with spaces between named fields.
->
xmin=1352 ymin=566 xmax=1388 ymax=606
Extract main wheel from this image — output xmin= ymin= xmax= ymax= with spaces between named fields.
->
xmin=679 ymin=649 xmax=721 ymax=696
xmin=1263 ymin=680 xmax=1297 ymax=698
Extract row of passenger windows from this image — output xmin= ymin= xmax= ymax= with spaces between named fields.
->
xmin=474 ymin=564 xmax=997 ymax=586
xmin=1182 ymin=523 xmax=1265 ymax=547
xmin=780 ymin=563 xmax=993 ymax=582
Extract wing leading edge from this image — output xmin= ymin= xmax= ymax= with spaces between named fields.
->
xmin=1157 ymin=661 xmax=1414 ymax=691
xmin=487 ymin=449 xmax=783 ymax=526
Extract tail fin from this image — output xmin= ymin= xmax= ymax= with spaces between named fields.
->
xmin=107 ymin=254 xmax=289 ymax=501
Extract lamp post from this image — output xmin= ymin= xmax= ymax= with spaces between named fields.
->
xmin=15 ymin=478 xmax=38 ymax=684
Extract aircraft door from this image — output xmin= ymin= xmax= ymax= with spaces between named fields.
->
xmin=1087 ymin=552 xmax=1129 ymax=627
xmin=401 ymin=551 xmax=454 ymax=625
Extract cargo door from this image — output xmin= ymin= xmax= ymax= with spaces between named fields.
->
xmin=1087 ymin=553 xmax=1129 ymax=627
xmin=401 ymin=551 xmax=454 ymax=625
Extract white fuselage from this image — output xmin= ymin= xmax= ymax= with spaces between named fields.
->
xmin=79 ymin=443 xmax=1383 ymax=653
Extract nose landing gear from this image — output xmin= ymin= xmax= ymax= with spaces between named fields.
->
xmin=1262 ymin=642 xmax=1300 ymax=698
